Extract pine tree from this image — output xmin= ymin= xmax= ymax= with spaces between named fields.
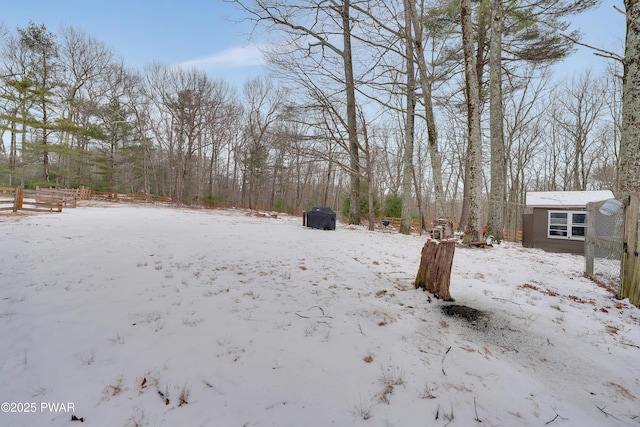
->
xmin=17 ymin=22 xmax=59 ymax=183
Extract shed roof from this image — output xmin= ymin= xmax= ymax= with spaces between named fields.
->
xmin=525 ymin=190 xmax=614 ymax=208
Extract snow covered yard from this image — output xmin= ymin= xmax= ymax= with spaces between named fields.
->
xmin=1 ymin=203 xmax=639 ymax=427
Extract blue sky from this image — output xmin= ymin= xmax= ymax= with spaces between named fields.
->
xmin=1 ymin=0 xmax=626 ymax=87
xmin=1 ymin=0 xmax=265 ymax=86
xmin=559 ymin=1 xmax=626 ymax=78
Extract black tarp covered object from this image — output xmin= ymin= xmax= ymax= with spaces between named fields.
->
xmin=306 ymin=207 xmax=336 ymax=230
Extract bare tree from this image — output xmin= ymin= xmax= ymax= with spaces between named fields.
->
xmin=204 ymin=81 xmax=241 ymax=200
xmin=594 ymin=62 xmax=623 ymax=191
xmin=358 ymin=108 xmax=377 ymax=230
xmin=233 ymin=0 xmax=363 ymax=224
xmin=242 ymin=76 xmax=286 ymax=208
xmin=144 ymin=64 xmax=222 ymax=201
xmin=459 ymin=0 xmax=600 ymax=237
xmin=265 ymin=57 xmax=356 ymax=211
xmin=400 ymin=0 xmax=417 ymax=235
xmin=487 ymin=0 xmax=505 ymax=241
xmin=553 ymin=71 xmax=607 ymax=191
xmin=502 ymin=67 xmax=549 ymax=230
xmin=460 ymin=0 xmax=483 ymax=243
xmin=411 ymin=0 xmax=456 ymax=219
xmin=58 ymin=25 xmax=114 ymax=187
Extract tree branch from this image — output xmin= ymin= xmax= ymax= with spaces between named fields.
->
xmin=614 ymin=5 xmax=640 ymax=30
xmin=561 ymin=33 xmax=623 ymax=64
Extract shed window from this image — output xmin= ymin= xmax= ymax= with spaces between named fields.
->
xmin=548 ymin=211 xmax=586 ymax=240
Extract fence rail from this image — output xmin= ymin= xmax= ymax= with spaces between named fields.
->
xmin=91 ymin=192 xmax=172 ymax=203
xmin=381 ymin=217 xmax=424 ymax=230
xmin=0 ymin=187 xmax=91 ymax=213
xmin=0 ymin=187 xmax=17 ymax=211
xmin=503 ymin=229 xmax=523 ymax=243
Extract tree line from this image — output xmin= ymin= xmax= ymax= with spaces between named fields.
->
xmin=0 ymin=1 xmax=627 ymax=240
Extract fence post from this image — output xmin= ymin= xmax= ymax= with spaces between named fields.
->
xmin=13 ymin=187 xmax=23 ymax=212
xmin=621 ymin=194 xmax=639 ymax=306
xmin=585 ymin=203 xmax=596 ymax=277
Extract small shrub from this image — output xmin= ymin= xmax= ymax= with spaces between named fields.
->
xmin=377 ymin=366 xmax=405 ymax=404
xmin=178 ymin=384 xmax=190 ymax=406
xmin=78 ymin=348 xmax=96 ymax=366
xmin=103 ymin=376 xmax=124 ymax=398
xmin=108 ymin=332 xmax=125 ymax=344
xmin=125 ymin=405 xmax=146 ymax=427
xmin=352 ymin=399 xmax=375 ymax=420
xmin=419 ymin=382 xmax=437 ymax=399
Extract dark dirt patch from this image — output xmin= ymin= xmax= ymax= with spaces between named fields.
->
xmin=442 ymin=304 xmax=484 ymax=323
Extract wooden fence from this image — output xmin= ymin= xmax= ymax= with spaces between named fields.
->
xmin=0 ymin=187 xmax=16 ymax=211
xmin=91 ymin=192 xmax=172 ymax=203
xmin=0 ymin=187 xmax=91 ymax=213
xmin=621 ymin=193 xmax=640 ymax=307
xmin=503 ymin=228 xmax=523 ymax=243
xmin=381 ymin=217 xmax=425 ymax=230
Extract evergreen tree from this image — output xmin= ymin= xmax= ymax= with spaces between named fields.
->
xmin=16 ymin=22 xmax=59 ymax=183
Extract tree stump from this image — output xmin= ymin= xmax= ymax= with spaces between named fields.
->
xmin=414 ymin=239 xmax=455 ymax=301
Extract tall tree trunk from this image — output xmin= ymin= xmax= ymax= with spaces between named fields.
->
xmin=619 ymin=0 xmax=640 ymax=195
xmin=487 ymin=0 xmax=505 ymax=241
xmin=620 ymin=1 xmax=640 ymax=306
xmin=410 ymin=0 xmax=446 ymax=219
xmin=9 ymin=120 xmax=17 ymax=186
xmin=412 ymin=157 xmax=425 ymax=234
xmin=461 ymin=0 xmax=483 ymax=243
xmin=42 ymin=101 xmax=50 ymax=183
xmin=342 ymin=0 xmax=361 ymax=225
xmin=460 ymin=0 xmax=489 ymax=231
xmin=360 ymin=109 xmax=376 ymax=231
xmin=400 ymin=0 xmax=417 ymax=235
xmin=324 ymin=159 xmax=333 ymax=207
xmin=459 ymin=156 xmax=470 ymax=231
xmin=420 ymin=78 xmax=446 ymax=218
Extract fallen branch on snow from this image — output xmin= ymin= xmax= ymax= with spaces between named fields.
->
xmin=294 ymin=306 xmax=333 ymax=319
xmin=545 ymin=408 xmax=567 ymax=425
xmin=474 ymin=396 xmax=482 ymax=423
xmin=596 ymin=405 xmax=622 ymax=422
xmin=441 ymin=346 xmax=451 ymax=376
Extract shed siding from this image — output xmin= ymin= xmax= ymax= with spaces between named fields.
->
xmin=529 ymin=208 xmax=585 ymax=255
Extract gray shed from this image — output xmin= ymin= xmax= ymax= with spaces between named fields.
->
xmin=522 ymin=190 xmax=614 ymax=255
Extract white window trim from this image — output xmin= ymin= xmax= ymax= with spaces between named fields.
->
xmin=547 ymin=210 xmax=587 ymax=241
